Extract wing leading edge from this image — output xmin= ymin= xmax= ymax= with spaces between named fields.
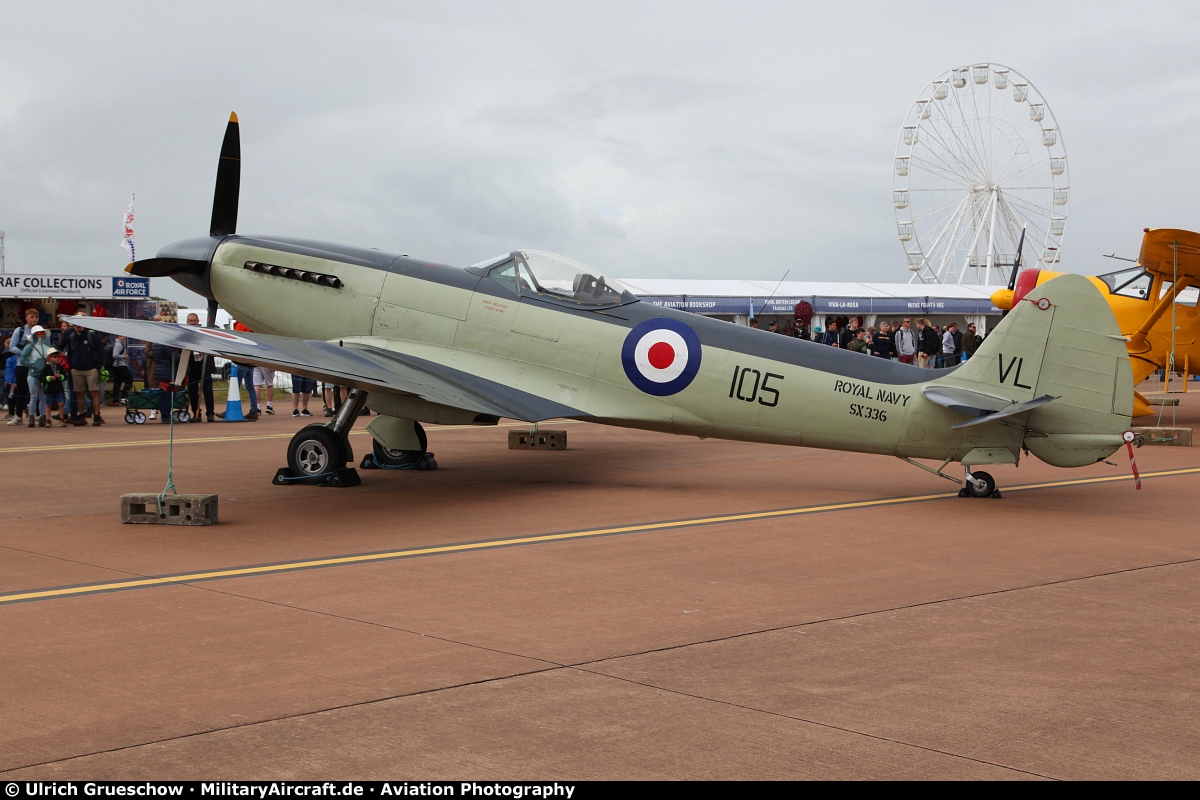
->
xmin=63 ymin=316 xmax=585 ymax=423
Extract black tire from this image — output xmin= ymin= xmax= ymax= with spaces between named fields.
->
xmin=966 ymin=470 xmax=996 ymax=498
xmin=124 ymin=411 xmax=135 ymax=424
xmin=299 ymin=422 xmax=355 ymax=465
xmin=134 ymin=411 xmax=146 ymax=424
xmin=371 ymin=422 xmax=428 ymax=467
xmin=287 ymin=425 xmax=348 ymax=478
xmin=174 ymin=409 xmax=191 ymax=423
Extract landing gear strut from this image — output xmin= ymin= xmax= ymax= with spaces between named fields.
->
xmin=959 ymin=468 xmax=1001 ymax=499
xmin=273 ymin=388 xmax=367 ymax=487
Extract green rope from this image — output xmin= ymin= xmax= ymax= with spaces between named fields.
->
xmin=156 ymin=354 xmax=182 ymax=518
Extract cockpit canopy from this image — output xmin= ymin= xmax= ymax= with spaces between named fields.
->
xmin=472 ymin=250 xmax=636 ymax=308
xmin=1097 ymin=267 xmax=1152 ymax=300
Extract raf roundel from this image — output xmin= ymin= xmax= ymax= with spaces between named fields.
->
xmin=621 ymin=318 xmax=702 ymax=396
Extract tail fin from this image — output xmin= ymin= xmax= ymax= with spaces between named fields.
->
xmin=945 ymin=273 xmax=1133 ymax=466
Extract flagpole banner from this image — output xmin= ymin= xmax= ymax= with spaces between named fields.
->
xmin=121 ymin=196 xmax=136 ymax=262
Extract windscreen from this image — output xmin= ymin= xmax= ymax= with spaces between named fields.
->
xmin=1097 ymin=267 xmax=1152 ymax=299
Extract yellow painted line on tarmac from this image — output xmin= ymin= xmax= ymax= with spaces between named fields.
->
xmin=0 ymin=420 xmax=575 ymax=455
xmin=2 ymin=465 xmax=1197 ymax=607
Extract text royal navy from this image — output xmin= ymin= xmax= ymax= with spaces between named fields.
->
xmin=832 ymin=379 xmax=910 ymax=407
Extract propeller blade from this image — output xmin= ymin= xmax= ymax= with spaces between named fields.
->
xmin=206 ymin=298 xmax=219 ymax=328
xmin=209 ymin=112 xmax=241 ymax=237
xmin=1000 ymin=226 xmax=1029 ymax=319
xmin=125 ymin=258 xmax=208 ymax=278
xmin=1007 ymin=226 xmax=1028 ymax=292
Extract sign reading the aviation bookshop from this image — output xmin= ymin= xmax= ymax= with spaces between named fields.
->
xmin=0 ymin=273 xmax=149 ymax=299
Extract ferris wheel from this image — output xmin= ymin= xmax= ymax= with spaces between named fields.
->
xmin=894 ymin=63 xmax=1069 ymax=285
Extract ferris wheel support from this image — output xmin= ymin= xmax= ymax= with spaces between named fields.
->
xmin=985 ymin=191 xmax=999 ymax=285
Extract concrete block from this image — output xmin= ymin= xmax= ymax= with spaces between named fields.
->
xmin=121 ymin=493 xmax=219 ymax=525
xmin=1130 ymin=427 xmax=1192 ymax=446
xmin=508 ymin=429 xmax=568 ymax=450
xmin=1147 ymin=397 xmax=1180 ymax=406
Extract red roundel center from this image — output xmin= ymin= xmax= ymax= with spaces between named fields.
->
xmin=647 ymin=341 xmax=676 ymax=370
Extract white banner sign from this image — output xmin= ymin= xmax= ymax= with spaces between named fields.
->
xmin=0 ymin=274 xmax=145 ymax=299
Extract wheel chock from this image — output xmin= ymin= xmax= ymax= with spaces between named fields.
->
xmin=272 ymin=466 xmax=361 ymax=487
xmin=359 ymin=453 xmax=438 ymax=471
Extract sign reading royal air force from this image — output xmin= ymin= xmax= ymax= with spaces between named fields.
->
xmin=112 ymin=277 xmax=149 ymax=297
xmin=622 ymin=318 xmax=702 ymax=396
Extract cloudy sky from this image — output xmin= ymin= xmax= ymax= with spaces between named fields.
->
xmin=1 ymin=1 xmax=1197 ymax=305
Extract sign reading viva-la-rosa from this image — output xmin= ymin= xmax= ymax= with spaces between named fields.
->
xmin=0 ymin=273 xmax=149 ymax=299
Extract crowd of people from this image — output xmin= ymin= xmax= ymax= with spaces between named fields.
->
xmin=3 ymin=309 xmax=359 ymax=429
xmin=754 ymin=315 xmax=983 ymax=367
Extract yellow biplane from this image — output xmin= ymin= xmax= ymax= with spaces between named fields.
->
xmin=992 ymin=228 xmax=1200 ymax=417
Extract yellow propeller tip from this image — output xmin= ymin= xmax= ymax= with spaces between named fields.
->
xmin=229 ymin=111 xmax=238 ymax=123
xmin=124 ymin=263 xmax=134 ymax=274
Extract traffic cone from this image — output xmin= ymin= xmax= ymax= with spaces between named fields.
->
xmin=222 ymin=364 xmax=245 ymax=422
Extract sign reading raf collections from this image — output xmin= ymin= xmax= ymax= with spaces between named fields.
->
xmin=0 ymin=273 xmax=149 ymax=299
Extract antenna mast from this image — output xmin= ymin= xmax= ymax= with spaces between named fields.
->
xmin=0 ymin=230 xmax=6 ymax=273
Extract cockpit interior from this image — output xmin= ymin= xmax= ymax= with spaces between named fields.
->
xmin=472 ymin=250 xmax=636 ymax=308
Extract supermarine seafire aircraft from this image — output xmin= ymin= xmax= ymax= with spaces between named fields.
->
xmin=73 ymin=114 xmax=1136 ymax=496
xmin=991 ymin=227 xmax=1200 ymax=418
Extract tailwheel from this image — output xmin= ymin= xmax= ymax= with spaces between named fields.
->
xmin=360 ymin=422 xmax=437 ymax=471
xmin=963 ymin=470 xmax=1000 ymax=498
xmin=276 ymin=423 xmax=360 ymax=487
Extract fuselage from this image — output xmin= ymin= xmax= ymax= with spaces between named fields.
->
xmin=172 ymin=234 xmax=1078 ymax=466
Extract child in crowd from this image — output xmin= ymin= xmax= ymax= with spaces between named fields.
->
xmin=39 ymin=348 xmax=69 ymax=427
xmin=3 ymin=338 xmax=15 ymax=421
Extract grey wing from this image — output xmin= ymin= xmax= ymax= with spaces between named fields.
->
xmin=63 ymin=316 xmax=583 ymax=422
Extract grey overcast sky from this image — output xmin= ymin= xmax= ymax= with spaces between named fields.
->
xmin=1 ymin=1 xmax=1197 ymax=305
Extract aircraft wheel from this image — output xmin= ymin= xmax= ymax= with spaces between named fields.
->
xmin=369 ymin=423 xmax=435 ymax=470
xmin=966 ymin=470 xmax=996 ymax=498
xmin=287 ymin=425 xmax=348 ymax=479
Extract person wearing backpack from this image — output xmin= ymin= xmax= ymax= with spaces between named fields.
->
xmin=109 ymin=335 xmax=133 ymax=405
xmin=62 ymin=323 xmax=106 ymax=426
xmin=6 ymin=308 xmax=39 ymax=425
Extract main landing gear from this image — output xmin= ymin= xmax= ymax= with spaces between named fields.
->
xmin=273 ymin=388 xmax=367 ymax=487
xmin=273 ymin=389 xmax=439 ymax=487
xmin=959 ymin=468 xmax=1001 ymax=499
xmin=358 ymin=421 xmax=437 ymax=471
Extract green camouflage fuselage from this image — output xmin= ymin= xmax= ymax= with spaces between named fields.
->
xmin=212 ymin=236 xmax=1133 ymax=469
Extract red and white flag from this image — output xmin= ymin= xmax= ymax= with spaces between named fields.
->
xmin=120 ymin=194 xmax=135 ymax=262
